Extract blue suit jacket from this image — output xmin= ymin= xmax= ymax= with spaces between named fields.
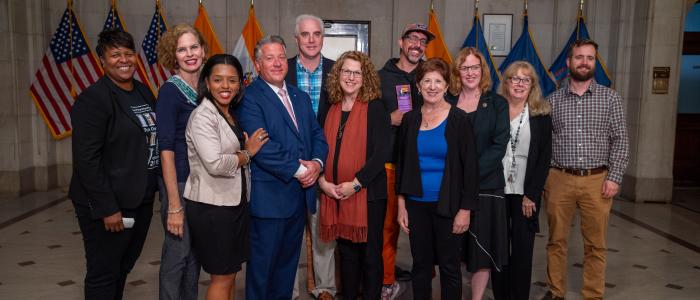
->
xmin=236 ymin=78 xmax=328 ymax=218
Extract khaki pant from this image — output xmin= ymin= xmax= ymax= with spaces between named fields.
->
xmin=543 ymin=168 xmax=612 ymax=300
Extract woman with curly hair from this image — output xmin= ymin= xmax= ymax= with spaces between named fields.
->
xmin=154 ymin=23 xmax=207 ymax=300
xmin=318 ymin=51 xmax=391 ymax=299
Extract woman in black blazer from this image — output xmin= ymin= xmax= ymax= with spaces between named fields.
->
xmin=491 ymin=61 xmax=552 ymax=300
xmin=447 ymin=47 xmax=510 ymax=299
xmin=69 ymin=30 xmax=158 ymax=300
xmin=317 ymin=51 xmax=391 ymax=299
xmin=396 ymin=58 xmax=479 ymax=299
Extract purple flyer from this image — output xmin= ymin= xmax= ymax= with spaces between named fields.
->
xmin=395 ymin=84 xmax=412 ymax=112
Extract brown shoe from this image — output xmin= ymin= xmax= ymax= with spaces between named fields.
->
xmin=541 ymin=291 xmax=565 ymax=300
xmin=317 ymin=291 xmax=334 ymax=300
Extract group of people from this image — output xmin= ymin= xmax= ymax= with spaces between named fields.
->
xmin=69 ymin=12 xmax=628 ymax=300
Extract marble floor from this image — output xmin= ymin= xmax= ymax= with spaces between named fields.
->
xmin=0 ymin=189 xmax=699 ymax=299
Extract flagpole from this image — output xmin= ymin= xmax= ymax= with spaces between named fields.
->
xmin=430 ymin=0 xmax=434 ymax=11
xmin=67 ymin=0 xmax=75 ymax=94
xmin=577 ymin=0 xmax=583 ymax=39
xmin=156 ymin=0 xmax=161 ymax=39
xmin=524 ymin=0 xmax=528 ymax=15
xmin=111 ymin=0 xmax=116 ymax=28
xmin=474 ymin=0 xmax=479 ymax=49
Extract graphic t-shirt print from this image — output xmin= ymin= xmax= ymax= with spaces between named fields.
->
xmin=131 ymin=104 xmax=159 ymax=170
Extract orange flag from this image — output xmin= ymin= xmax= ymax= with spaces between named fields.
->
xmin=194 ymin=3 xmax=224 ymax=55
xmin=232 ymin=4 xmax=264 ymax=85
xmin=426 ymin=8 xmax=452 ymax=64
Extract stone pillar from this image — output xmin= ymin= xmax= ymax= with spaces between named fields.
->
xmin=614 ymin=0 xmax=686 ymax=202
xmin=0 ymin=0 xmax=72 ymax=197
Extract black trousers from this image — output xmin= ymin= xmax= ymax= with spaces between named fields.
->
xmin=337 ymin=198 xmax=386 ymax=300
xmin=405 ymin=199 xmax=463 ymax=300
xmin=491 ymin=194 xmax=536 ymax=300
xmin=74 ymin=201 xmax=153 ymax=300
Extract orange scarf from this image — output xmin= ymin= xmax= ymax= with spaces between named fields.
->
xmin=319 ymin=100 xmax=368 ymax=243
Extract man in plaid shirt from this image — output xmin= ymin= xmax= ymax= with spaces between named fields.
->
xmin=285 ymin=14 xmax=337 ymax=300
xmin=542 ymin=39 xmax=629 ymax=300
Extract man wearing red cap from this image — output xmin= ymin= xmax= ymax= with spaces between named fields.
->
xmin=377 ymin=23 xmax=435 ymax=300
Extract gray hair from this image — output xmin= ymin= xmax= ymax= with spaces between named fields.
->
xmin=254 ymin=35 xmax=287 ymax=61
xmin=294 ymin=14 xmax=324 ymax=36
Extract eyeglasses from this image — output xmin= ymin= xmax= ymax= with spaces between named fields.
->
xmin=340 ymin=69 xmax=362 ymax=78
xmin=458 ymin=64 xmax=481 ymax=73
xmin=403 ymin=35 xmax=428 ymax=46
xmin=509 ymin=76 xmax=532 ymax=85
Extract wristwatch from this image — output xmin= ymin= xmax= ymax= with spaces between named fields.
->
xmin=352 ymin=181 xmax=361 ymax=193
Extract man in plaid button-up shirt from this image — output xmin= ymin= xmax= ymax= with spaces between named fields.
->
xmin=541 ymin=39 xmax=629 ymax=300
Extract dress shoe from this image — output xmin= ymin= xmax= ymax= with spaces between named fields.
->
xmin=394 ymin=266 xmax=411 ymax=281
xmin=541 ymin=291 xmax=565 ymax=300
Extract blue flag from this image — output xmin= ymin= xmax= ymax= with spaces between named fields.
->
xmin=498 ymin=15 xmax=557 ymax=96
xmin=549 ymin=15 xmax=612 ymax=87
xmin=462 ymin=15 xmax=501 ymax=91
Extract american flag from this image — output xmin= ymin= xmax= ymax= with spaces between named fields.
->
xmin=29 ymin=7 xmax=102 ymax=140
xmin=141 ymin=3 xmax=173 ymax=89
xmin=102 ymin=4 xmax=155 ymax=95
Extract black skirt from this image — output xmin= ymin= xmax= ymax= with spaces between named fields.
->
xmin=463 ymin=189 xmax=509 ymax=272
xmin=186 ymin=199 xmax=250 ymax=275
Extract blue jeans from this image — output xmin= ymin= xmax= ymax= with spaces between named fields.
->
xmin=158 ymin=179 xmax=200 ymax=300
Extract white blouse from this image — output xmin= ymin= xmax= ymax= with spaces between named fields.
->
xmin=503 ymin=108 xmax=531 ymax=195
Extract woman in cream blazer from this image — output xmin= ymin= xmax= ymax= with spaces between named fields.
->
xmin=183 ymin=54 xmax=268 ymax=300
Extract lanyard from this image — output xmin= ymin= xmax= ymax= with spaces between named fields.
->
xmin=509 ymin=103 xmax=528 ymax=169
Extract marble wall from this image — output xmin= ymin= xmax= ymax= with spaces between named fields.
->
xmin=0 ymin=0 xmax=691 ymax=201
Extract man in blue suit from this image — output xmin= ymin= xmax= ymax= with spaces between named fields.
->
xmin=237 ymin=35 xmax=328 ymax=299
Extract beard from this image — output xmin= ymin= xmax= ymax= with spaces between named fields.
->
xmin=400 ymin=47 xmax=423 ymax=65
xmin=569 ymin=64 xmax=595 ymax=81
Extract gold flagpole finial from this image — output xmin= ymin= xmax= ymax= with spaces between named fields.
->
xmin=199 ymin=0 xmax=202 ymax=4
xmin=67 ymin=0 xmax=73 ymax=9
xmin=524 ymin=0 xmax=528 ymax=13
xmin=251 ymin=0 xmax=254 ymax=7
xmin=475 ymin=0 xmax=479 ymax=10
xmin=111 ymin=0 xmax=116 ymax=7
xmin=155 ymin=0 xmax=160 ymax=7
xmin=580 ymin=0 xmax=584 ymax=12
xmin=430 ymin=0 xmax=434 ymax=11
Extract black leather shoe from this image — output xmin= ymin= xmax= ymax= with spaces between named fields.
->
xmin=541 ymin=291 xmax=565 ymax=300
xmin=394 ymin=266 xmax=412 ymax=281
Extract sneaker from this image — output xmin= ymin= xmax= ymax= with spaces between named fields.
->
xmin=381 ymin=282 xmax=400 ymax=300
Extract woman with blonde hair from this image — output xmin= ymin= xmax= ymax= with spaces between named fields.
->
xmin=491 ymin=61 xmax=552 ymax=300
xmin=447 ymin=47 xmax=510 ymax=299
xmin=318 ymin=51 xmax=391 ymax=299
xmin=155 ymin=23 xmax=207 ymax=300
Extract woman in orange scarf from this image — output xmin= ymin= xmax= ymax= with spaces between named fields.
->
xmin=318 ymin=51 xmax=391 ymax=299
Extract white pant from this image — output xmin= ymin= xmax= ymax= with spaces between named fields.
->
xmin=293 ymin=198 xmax=337 ymax=298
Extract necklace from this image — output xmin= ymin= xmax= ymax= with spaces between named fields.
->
xmin=507 ymin=103 xmax=527 ymax=183
xmin=422 ymin=103 xmax=447 ymax=128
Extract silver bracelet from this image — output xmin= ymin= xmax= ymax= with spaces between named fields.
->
xmin=240 ymin=150 xmax=252 ymax=165
xmin=167 ymin=207 xmax=184 ymax=214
